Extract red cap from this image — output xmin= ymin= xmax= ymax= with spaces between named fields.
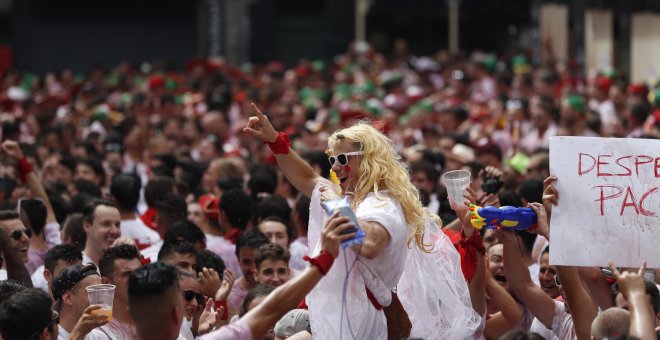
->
xmin=595 ymin=76 xmax=613 ymax=93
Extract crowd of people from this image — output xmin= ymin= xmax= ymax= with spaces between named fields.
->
xmin=0 ymin=38 xmax=659 ymax=340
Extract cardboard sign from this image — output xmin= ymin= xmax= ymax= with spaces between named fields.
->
xmin=549 ymin=137 xmax=660 ymax=268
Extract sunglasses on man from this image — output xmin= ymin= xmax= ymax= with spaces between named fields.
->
xmin=181 ymin=290 xmax=205 ymax=304
xmin=10 ymin=228 xmax=32 ymax=240
xmin=328 ymin=152 xmax=364 ymax=167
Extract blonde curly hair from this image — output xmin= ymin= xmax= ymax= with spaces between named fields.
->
xmin=328 ymin=122 xmax=433 ymax=252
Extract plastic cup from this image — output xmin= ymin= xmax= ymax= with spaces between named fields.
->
xmin=442 ymin=170 xmax=471 ymax=210
xmin=86 ymin=284 xmax=115 ymax=321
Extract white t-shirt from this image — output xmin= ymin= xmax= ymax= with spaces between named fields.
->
xmin=86 ymin=319 xmax=138 ymax=339
xmin=57 ymin=324 xmax=70 ymax=340
xmin=307 ymin=184 xmax=409 ymax=339
xmin=31 ymin=265 xmax=49 ymax=292
xmin=141 ymin=240 xmax=164 ymax=263
xmin=530 ymin=317 xmax=558 ymax=340
xmin=120 ymin=218 xmax=161 ymax=247
xmin=0 ymin=269 xmax=6 ymax=280
xmin=551 ymin=301 xmax=576 ymax=340
xmin=178 ymin=317 xmax=195 ymax=340
xmin=198 ymin=319 xmax=252 ymax=340
xmin=288 ymin=238 xmax=309 ymax=272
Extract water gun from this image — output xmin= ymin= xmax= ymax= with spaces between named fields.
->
xmin=468 ymin=204 xmax=537 ymax=230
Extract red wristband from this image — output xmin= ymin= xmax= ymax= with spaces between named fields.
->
xmin=264 ymin=132 xmax=290 ymax=155
xmin=303 ymin=250 xmax=334 ymax=275
xmin=456 ymin=231 xmax=486 ymax=256
xmin=214 ymin=300 xmax=229 ymax=320
xmin=17 ymin=157 xmax=33 ymax=184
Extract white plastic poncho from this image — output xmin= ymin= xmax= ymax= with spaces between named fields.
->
xmin=306 ymin=182 xmax=481 ymax=340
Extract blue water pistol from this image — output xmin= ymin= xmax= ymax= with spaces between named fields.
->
xmin=468 ymin=204 xmax=538 ymax=230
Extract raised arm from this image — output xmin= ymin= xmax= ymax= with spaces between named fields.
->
xmin=500 ymin=228 xmax=555 ymax=328
xmin=238 ymin=212 xmax=355 ymax=339
xmin=484 ymin=276 xmax=523 ymax=340
xmin=555 ymin=266 xmax=597 ymax=340
xmin=2 ymin=141 xmax=57 ymax=224
xmin=243 ymin=103 xmax=326 ymax=197
xmin=610 ymin=261 xmax=656 ymax=340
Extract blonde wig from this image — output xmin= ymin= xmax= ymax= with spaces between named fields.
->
xmin=328 ymin=122 xmax=433 ymax=251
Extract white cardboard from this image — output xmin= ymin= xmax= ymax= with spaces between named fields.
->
xmin=549 ymin=136 xmax=660 ymax=268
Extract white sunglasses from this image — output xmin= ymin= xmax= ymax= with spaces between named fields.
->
xmin=328 ymin=151 xmax=364 ymax=166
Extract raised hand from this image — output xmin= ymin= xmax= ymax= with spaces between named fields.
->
xmin=528 ymin=202 xmax=550 ymax=240
xmin=197 ymin=298 xmax=220 ymax=335
xmin=609 ymin=261 xmax=647 ymax=300
xmin=1 ymin=140 xmax=23 ymax=161
xmin=198 ymin=267 xmax=222 ymax=299
xmin=542 ymin=176 xmax=558 ymax=221
xmin=69 ymin=305 xmax=110 ymax=340
xmin=321 ymin=211 xmax=357 ymax=258
xmin=243 ymin=103 xmax=279 ymax=143
xmin=215 ymin=269 xmax=235 ymax=301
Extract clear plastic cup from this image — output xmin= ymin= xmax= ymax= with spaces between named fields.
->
xmin=86 ymin=284 xmax=115 ymax=321
xmin=442 ymin=170 xmax=471 ymax=210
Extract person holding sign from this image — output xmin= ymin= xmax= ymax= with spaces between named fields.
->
xmin=243 ymin=103 xmax=480 ymax=339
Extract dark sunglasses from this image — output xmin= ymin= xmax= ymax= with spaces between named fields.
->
xmin=328 ymin=151 xmax=363 ymax=167
xmin=181 ymin=290 xmax=205 ymax=304
xmin=10 ymin=228 xmax=32 ymax=240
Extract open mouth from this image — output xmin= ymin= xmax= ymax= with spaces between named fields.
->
xmin=494 ymin=274 xmax=507 ymax=284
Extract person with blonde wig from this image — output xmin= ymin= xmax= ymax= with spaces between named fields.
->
xmin=244 ymin=103 xmax=480 ymax=339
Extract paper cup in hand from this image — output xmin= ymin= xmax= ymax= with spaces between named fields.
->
xmin=86 ymin=284 xmax=115 ymax=321
xmin=442 ymin=170 xmax=471 ymax=210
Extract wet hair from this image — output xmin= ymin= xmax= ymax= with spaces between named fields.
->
xmin=235 ymin=230 xmax=270 ymax=259
xmin=99 ymin=244 xmax=141 ymax=278
xmin=61 ymin=213 xmax=86 ymax=251
xmin=77 ymin=158 xmax=105 ymax=185
xmin=128 ymin=262 xmax=180 ymax=332
xmin=0 ymin=280 xmax=27 ymax=304
xmin=82 ymin=199 xmax=119 ymax=224
xmin=110 ymin=174 xmax=142 ymax=211
xmin=144 ymin=176 xmax=175 ymax=208
xmin=239 ymin=284 xmax=275 ymax=317
xmin=154 ymin=193 xmax=188 ymax=228
xmin=300 ymin=150 xmax=331 ymax=179
xmin=0 ymin=288 xmax=55 ymax=340
xmin=517 ymin=179 xmax=544 ymax=204
xmin=255 ymin=243 xmax=290 ymax=270
xmin=219 ymin=189 xmax=253 ymax=230
xmin=157 ymin=240 xmax=197 ymax=263
xmin=73 ymin=179 xmax=102 ymax=198
xmin=18 ymin=199 xmax=47 ymax=235
xmin=410 ymin=160 xmax=439 ymax=189
xmin=247 ymin=165 xmax=278 ymax=199
xmin=195 ymin=249 xmax=226 ymax=276
xmin=256 ymin=195 xmax=291 ymax=225
xmin=44 ymin=245 xmax=82 ymax=274
xmin=164 ymin=220 xmax=206 ymax=246
xmin=259 ymin=215 xmax=295 ymax=244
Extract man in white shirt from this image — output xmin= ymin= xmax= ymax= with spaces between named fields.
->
xmin=87 ymin=244 xmax=142 ymax=339
xmin=110 ymin=174 xmax=161 ymax=249
xmin=51 ymin=263 xmax=103 ymax=340
xmin=82 ymin=199 xmax=122 ymax=267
